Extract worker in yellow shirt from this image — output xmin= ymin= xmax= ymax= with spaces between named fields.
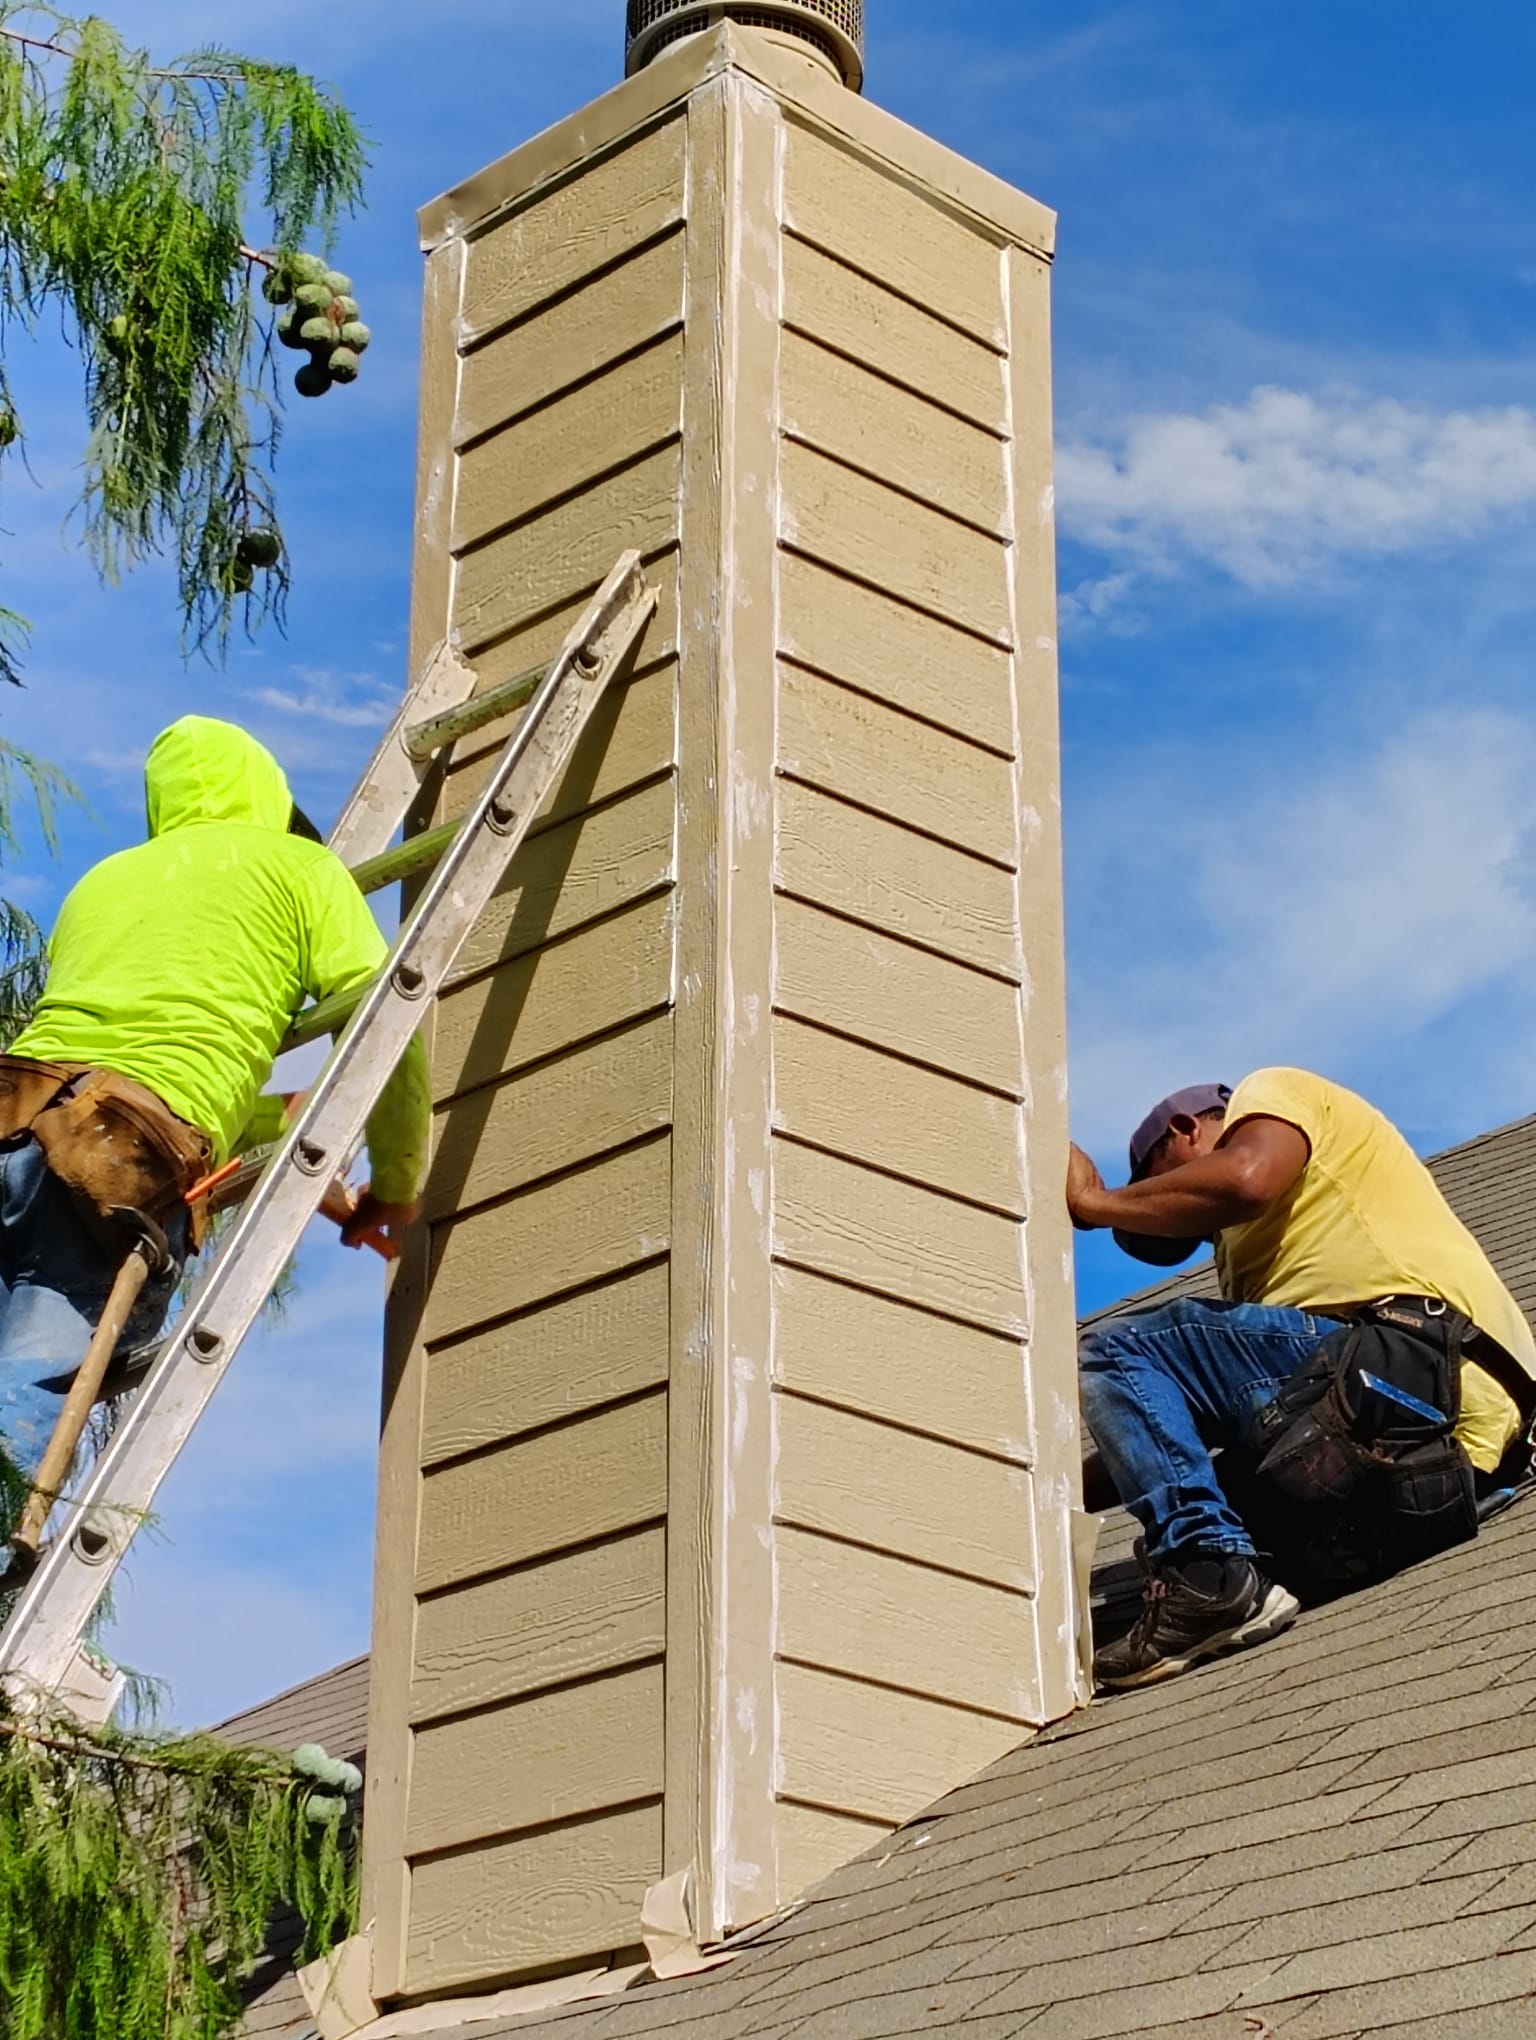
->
xmin=1067 ymin=1068 xmax=1536 ymax=1692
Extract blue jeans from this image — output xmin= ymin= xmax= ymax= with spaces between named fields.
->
xmin=1079 ymin=1296 xmax=1341 ymax=1566
xmin=0 ymin=1138 xmax=187 ymax=1481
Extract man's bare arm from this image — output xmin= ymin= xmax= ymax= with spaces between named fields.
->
xmin=1067 ymin=1116 xmax=1310 ymax=1237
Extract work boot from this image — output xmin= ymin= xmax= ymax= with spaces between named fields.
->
xmin=1094 ymin=1551 xmax=1299 ymax=1691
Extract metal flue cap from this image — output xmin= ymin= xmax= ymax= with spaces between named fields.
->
xmin=625 ymin=1 xmax=865 ymax=92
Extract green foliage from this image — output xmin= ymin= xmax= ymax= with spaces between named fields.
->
xmin=0 ymin=5 xmax=368 ymax=1025
xmin=0 ymin=1444 xmax=356 ymax=2040
xmin=0 ymin=5 xmax=369 ymax=669
xmin=0 ymin=733 xmax=77 ymax=1043
xmin=0 ymin=1714 xmax=357 ymax=2040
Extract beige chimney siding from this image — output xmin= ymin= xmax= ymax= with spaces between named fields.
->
xmin=363 ymin=25 xmax=1079 ymax=2008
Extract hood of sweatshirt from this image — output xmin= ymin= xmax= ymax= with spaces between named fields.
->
xmin=144 ymin=716 xmax=294 ymax=838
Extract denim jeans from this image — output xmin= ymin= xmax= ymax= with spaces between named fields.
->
xmin=0 ymin=1137 xmax=187 ymax=1481
xmin=1079 ymin=1296 xmax=1341 ymax=1567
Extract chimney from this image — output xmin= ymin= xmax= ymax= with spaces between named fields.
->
xmin=626 ymin=0 xmax=865 ymax=90
xmin=364 ymin=17 xmax=1078 ymax=2011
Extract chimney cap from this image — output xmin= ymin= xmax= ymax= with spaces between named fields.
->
xmin=625 ymin=2 xmax=865 ymax=93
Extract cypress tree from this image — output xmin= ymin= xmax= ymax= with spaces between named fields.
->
xmin=0 ymin=4 xmax=370 ymax=1033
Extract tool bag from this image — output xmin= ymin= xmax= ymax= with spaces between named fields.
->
xmin=1243 ymin=1297 xmax=1480 ymax=1589
xmin=0 ymin=1054 xmax=213 ymax=1248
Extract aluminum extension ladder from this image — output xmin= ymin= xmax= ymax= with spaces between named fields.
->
xmin=0 ymin=552 xmax=656 ymax=1716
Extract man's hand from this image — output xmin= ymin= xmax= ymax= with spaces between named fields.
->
xmin=1066 ymin=1143 xmax=1107 ymax=1230
xmin=339 ymin=1188 xmax=421 ymax=1262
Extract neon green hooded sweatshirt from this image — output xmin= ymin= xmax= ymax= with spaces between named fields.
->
xmin=11 ymin=716 xmax=429 ymax=1204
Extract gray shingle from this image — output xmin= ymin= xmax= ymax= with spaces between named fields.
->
xmin=236 ymin=1113 xmax=1536 ymax=2040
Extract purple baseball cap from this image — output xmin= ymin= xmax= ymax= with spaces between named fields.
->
xmin=1128 ymin=1083 xmax=1233 ymax=1180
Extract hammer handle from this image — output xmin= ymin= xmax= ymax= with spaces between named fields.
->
xmin=11 ymin=1247 xmax=153 ymax=1561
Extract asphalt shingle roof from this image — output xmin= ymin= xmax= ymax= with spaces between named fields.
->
xmin=459 ymin=1497 xmax=1536 ymax=2040
xmin=232 ymin=1113 xmax=1536 ymax=2039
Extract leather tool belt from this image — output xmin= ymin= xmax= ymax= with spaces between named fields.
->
xmin=1244 ymin=1295 xmax=1480 ymax=1588
xmin=0 ymin=1053 xmax=213 ymax=1251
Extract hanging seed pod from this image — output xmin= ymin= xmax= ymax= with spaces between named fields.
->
xmin=323 ymin=270 xmax=352 ymax=296
xmin=299 ymin=315 xmax=341 ymax=346
xmin=275 ymin=307 xmax=308 ymax=351
xmin=327 ymin=347 xmax=361 ymax=386
xmin=290 ymin=252 xmax=329 ymax=284
xmin=292 ymin=1743 xmax=363 ymax=1792
xmin=294 ymin=359 xmax=332 ymax=398
xmin=339 ymin=321 xmax=371 ymax=355
xmin=294 ymin=282 xmax=332 ymax=314
xmin=330 ymin=295 xmax=360 ymax=322
xmin=261 ymin=265 xmax=293 ymax=305
xmin=226 ymin=557 xmax=255 ymax=594
xmin=236 ymin=528 xmax=282 ymax=570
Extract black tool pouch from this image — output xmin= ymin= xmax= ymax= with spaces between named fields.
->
xmin=1245 ymin=1301 xmax=1479 ymax=1588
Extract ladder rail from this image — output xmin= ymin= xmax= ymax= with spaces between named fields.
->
xmin=0 ymin=554 xmax=656 ymax=1702
xmin=326 ymin=638 xmax=479 ymax=868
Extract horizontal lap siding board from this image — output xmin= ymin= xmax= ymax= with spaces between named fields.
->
xmin=774 ymin=1392 xmax=1038 ymax=1594
xmin=773 ymin=1266 xmax=1032 ymax=1460
xmin=411 ymin=1524 xmax=666 ymax=1723
xmin=417 ymin=1390 xmax=669 ymax=1596
xmin=432 ymin=893 xmax=674 ymax=1103
xmin=421 ymin=1261 xmax=670 ymax=1466
xmin=456 ymin=547 xmax=680 ymax=700
xmin=456 ymin=228 xmax=686 ymax=447
xmin=423 ymin=1136 xmax=672 ymax=1346
xmin=453 ymin=333 xmax=684 ymax=551
xmin=443 ymin=773 xmax=676 ymax=988
xmin=780 ymin=122 xmax=1006 ymax=350
xmin=781 ymin=440 xmax=1011 ymax=646
xmin=776 ymin=776 xmax=1020 ymax=980
xmin=424 ymin=1014 xmax=674 ymax=1218
xmin=775 ymin=1525 xmax=1039 ymax=1720
xmin=772 ymin=1017 xmax=1023 ymax=1217
xmin=405 ymin=1803 xmax=663 ymax=1998
xmin=459 ymin=118 xmax=686 ymax=343
xmin=774 ymin=1802 xmax=888 ymax=1902
xmin=454 ymin=445 xmax=682 ymax=653
xmin=781 ymin=234 xmax=1006 ymax=431
xmin=774 ymin=1661 xmax=1026 ymax=1827
xmin=774 ymin=1139 xmax=1025 ymax=1335
xmin=779 ymin=554 xmax=1014 ymax=753
xmin=775 ymin=895 xmax=1021 ymax=1097
xmin=779 ymin=329 xmax=1008 ymax=536
xmin=408 ymin=1661 xmax=665 ymax=1855
xmin=777 ymin=660 xmax=1017 ymax=868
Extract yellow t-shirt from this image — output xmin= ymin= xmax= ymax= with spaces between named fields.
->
xmin=1214 ymin=1068 xmax=1534 ymax=1473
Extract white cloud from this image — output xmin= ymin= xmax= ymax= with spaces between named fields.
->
xmin=1058 ymin=386 xmax=1536 ymax=589
xmin=248 ymin=674 xmax=395 ymax=729
xmin=1068 ymin=705 xmax=1536 ymax=1154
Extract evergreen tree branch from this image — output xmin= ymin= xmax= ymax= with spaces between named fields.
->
xmin=0 ymin=4 xmax=370 ymax=660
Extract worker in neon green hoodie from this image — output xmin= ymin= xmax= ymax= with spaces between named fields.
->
xmin=0 ymin=715 xmax=430 ymax=1478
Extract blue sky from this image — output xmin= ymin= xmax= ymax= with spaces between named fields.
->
xmin=5 ymin=1 xmax=1536 ymax=1721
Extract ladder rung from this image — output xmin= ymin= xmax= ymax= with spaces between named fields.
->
xmin=283 ymin=983 xmax=363 ymax=1054
xmin=349 ymin=817 xmax=458 ymax=897
xmin=402 ymin=661 xmax=544 ymax=764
